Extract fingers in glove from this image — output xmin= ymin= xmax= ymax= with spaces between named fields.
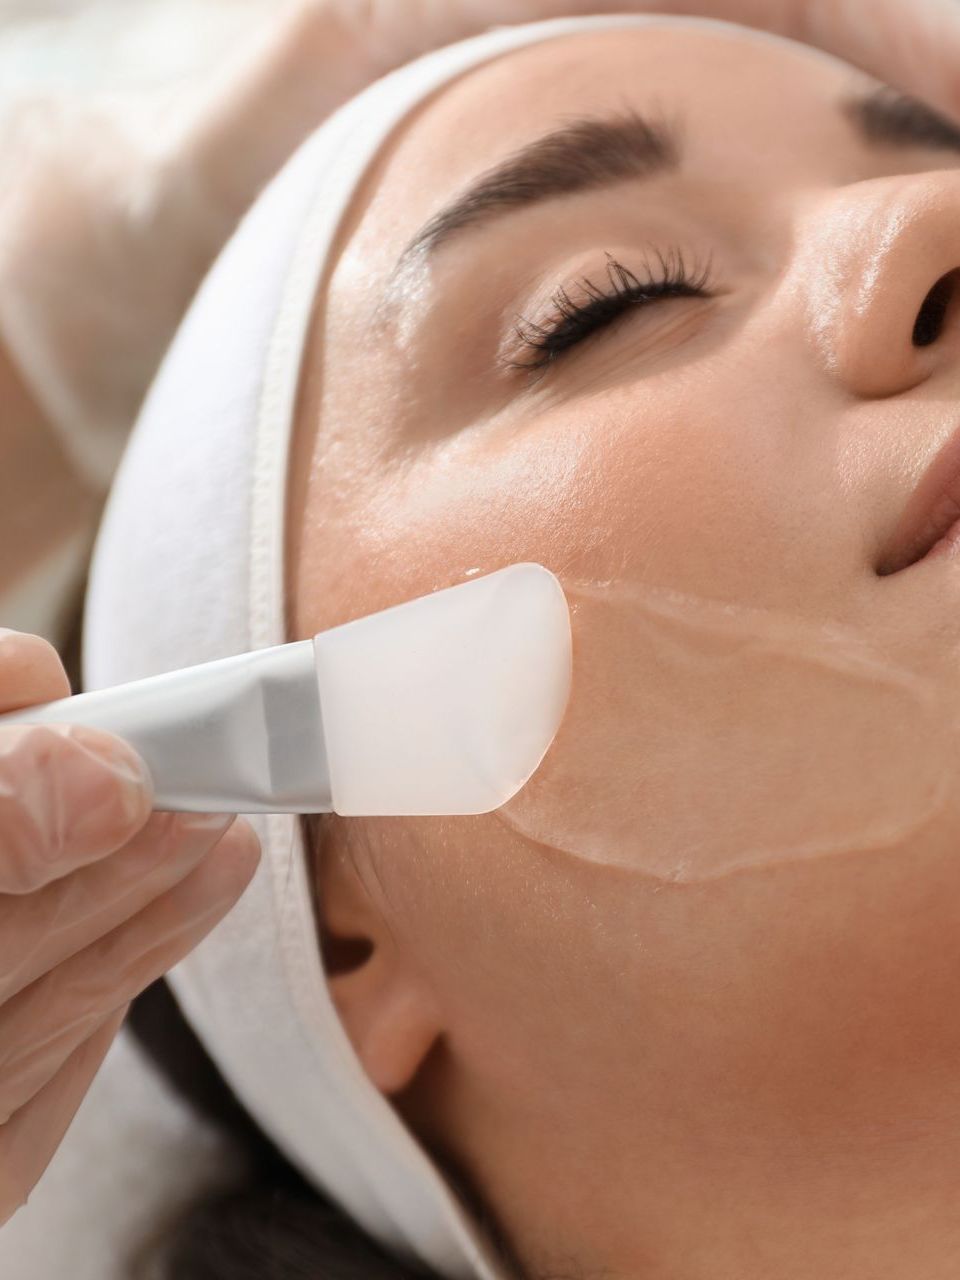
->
xmin=0 ymin=820 xmax=260 ymax=1122
xmin=0 ymin=1002 xmax=128 ymax=1227
xmin=0 ymin=630 xmax=70 ymax=712
xmin=0 ymin=812 xmax=247 ymax=1003
xmin=0 ymin=723 xmax=153 ymax=894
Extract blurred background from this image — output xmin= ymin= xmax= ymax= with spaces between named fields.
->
xmin=0 ymin=0 xmax=302 ymax=661
xmin=0 ymin=0 xmax=272 ymax=121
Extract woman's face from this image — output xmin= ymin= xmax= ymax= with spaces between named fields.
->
xmin=289 ymin=23 xmax=960 ymax=1278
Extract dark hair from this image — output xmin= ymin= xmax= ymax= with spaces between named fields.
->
xmin=125 ymin=976 xmax=461 ymax=1279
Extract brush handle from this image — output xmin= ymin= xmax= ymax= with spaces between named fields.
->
xmin=0 ymin=641 xmax=332 ymax=813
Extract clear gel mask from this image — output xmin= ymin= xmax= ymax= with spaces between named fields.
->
xmin=498 ymin=575 xmax=959 ymax=883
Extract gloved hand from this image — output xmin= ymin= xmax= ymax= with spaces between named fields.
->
xmin=0 ymin=627 xmax=260 ymax=1226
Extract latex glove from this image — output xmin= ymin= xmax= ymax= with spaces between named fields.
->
xmin=0 ymin=627 xmax=260 ymax=1225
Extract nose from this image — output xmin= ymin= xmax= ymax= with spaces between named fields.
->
xmin=797 ymin=171 xmax=960 ymax=399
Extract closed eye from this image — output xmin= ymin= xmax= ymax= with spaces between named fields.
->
xmin=505 ymin=248 xmax=716 ymax=374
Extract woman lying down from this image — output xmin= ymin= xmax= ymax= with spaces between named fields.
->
xmin=50 ymin=11 xmax=960 ymax=1280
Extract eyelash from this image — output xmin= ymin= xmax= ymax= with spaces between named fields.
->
xmin=507 ymin=247 xmax=716 ymax=373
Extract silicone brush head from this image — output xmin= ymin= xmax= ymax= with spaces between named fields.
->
xmin=316 ymin=562 xmax=572 ymax=815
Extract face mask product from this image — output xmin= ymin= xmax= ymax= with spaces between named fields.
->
xmin=497 ymin=575 xmax=958 ymax=883
xmin=0 ymin=562 xmax=570 ymax=816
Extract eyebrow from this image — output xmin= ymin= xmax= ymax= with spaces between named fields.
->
xmin=387 ymin=86 xmax=960 ymax=284
xmin=390 ymin=105 xmax=680 ymax=275
xmin=840 ymin=84 xmax=960 ymax=154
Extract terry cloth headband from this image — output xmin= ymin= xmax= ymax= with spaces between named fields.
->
xmin=82 ymin=13 xmax=845 ymax=1277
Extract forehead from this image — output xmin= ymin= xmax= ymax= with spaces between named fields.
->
xmin=331 ymin=23 xmax=865 ymax=291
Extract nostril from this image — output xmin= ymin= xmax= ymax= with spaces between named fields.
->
xmin=912 ymin=269 xmax=959 ymax=347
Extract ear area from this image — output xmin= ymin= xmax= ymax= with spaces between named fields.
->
xmin=314 ymin=827 xmax=444 ymax=1097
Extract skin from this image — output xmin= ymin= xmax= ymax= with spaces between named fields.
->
xmin=287 ymin=24 xmax=960 ymax=1280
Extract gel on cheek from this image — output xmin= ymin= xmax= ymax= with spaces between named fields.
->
xmin=496 ymin=577 xmax=957 ymax=883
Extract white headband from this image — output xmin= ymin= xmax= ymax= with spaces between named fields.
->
xmin=82 ymin=13 xmax=833 ymax=1277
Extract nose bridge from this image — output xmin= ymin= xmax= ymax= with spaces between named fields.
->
xmin=790 ymin=171 xmax=960 ymax=400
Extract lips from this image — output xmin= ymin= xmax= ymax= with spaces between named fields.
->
xmin=878 ymin=422 xmax=960 ymax=575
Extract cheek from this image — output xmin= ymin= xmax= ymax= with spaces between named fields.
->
xmin=311 ymin=375 xmax=789 ymax=622
xmin=366 ymin=807 xmax=960 ymax=1148
xmin=646 ymin=850 xmax=960 ymax=1145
